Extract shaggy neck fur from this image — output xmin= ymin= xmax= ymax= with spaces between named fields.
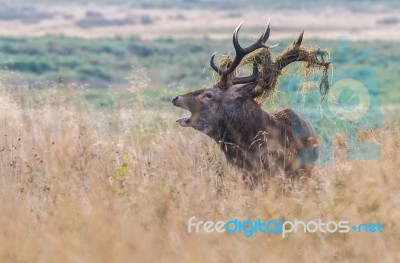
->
xmin=206 ymin=99 xmax=277 ymax=169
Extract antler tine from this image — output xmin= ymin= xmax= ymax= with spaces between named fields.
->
xmin=261 ymin=19 xmax=271 ymax=44
xmin=231 ymin=63 xmax=259 ymax=85
xmin=261 ymin=19 xmax=279 ymax=49
xmin=243 ymin=19 xmax=271 ymax=53
xmin=276 ymin=30 xmax=330 ymax=71
xmin=222 ymin=20 xmax=270 ymax=78
xmin=222 ymin=21 xmax=245 ymax=77
xmin=232 ymin=21 xmax=245 ymax=55
xmin=210 ymin=52 xmax=221 ymax=74
xmin=294 ymin=30 xmax=304 ymax=47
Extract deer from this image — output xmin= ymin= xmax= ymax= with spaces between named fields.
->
xmin=172 ymin=20 xmax=330 ymax=181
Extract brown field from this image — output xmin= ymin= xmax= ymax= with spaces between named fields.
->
xmin=0 ymin=86 xmax=399 ymax=262
xmin=0 ymin=4 xmax=399 ymax=41
xmin=1 ymin=2 xmax=400 ymax=261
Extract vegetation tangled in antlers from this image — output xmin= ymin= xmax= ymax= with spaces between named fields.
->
xmin=214 ymin=21 xmax=332 ymax=105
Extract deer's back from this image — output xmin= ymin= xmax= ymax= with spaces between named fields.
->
xmin=272 ymin=108 xmax=319 ymax=168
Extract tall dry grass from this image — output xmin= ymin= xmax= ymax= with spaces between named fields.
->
xmin=0 ymin=87 xmax=399 ymax=263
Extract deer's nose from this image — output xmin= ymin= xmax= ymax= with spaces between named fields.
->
xmin=172 ymin=96 xmax=180 ymax=105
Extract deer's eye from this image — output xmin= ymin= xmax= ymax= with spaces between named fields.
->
xmin=205 ymin=92 xmax=213 ymax=99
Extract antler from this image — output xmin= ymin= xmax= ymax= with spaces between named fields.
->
xmin=211 ymin=20 xmax=275 ymax=88
xmin=275 ymin=30 xmax=330 ymax=71
xmin=210 ymin=22 xmax=331 ymax=104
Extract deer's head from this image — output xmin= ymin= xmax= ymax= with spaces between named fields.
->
xmin=172 ymin=21 xmax=275 ymax=137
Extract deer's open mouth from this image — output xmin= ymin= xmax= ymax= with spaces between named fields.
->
xmin=172 ymin=95 xmax=193 ymax=127
xmin=176 ymin=115 xmax=191 ymax=127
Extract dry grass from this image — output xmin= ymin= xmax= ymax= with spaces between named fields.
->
xmin=0 ymin=87 xmax=399 ymax=263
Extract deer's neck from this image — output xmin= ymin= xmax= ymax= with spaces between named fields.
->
xmin=210 ymin=102 xmax=272 ymax=169
xmin=206 ymin=120 xmax=228 ymax=142
xmin=209 ymin=101 xmax=275 ymax=147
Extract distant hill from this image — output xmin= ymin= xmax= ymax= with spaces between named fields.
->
xmin=0 ymin=0 xmax=399 ymax=10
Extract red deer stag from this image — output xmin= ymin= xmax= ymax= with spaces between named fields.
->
xmin=172 ymin=21 xmax=330 ymax=179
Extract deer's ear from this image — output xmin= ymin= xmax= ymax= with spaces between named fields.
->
xmin=230 ymin=83 xmax=258 ymax=100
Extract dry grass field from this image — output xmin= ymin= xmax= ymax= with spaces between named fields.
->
xmin=0 ymin=85 xmax=399 ymax=262
xmin=0 ymin=1 xmax=399 ymax=261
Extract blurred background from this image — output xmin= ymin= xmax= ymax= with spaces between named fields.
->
xmin=0 ymin=0 xmax=398 ymax=106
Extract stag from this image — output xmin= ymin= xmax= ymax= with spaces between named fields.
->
xmin=172 ymin=21 xmax=330 ymax=178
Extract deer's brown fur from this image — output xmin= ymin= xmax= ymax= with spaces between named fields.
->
xmin=172 ymin=21 xmax=328 ymax=178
